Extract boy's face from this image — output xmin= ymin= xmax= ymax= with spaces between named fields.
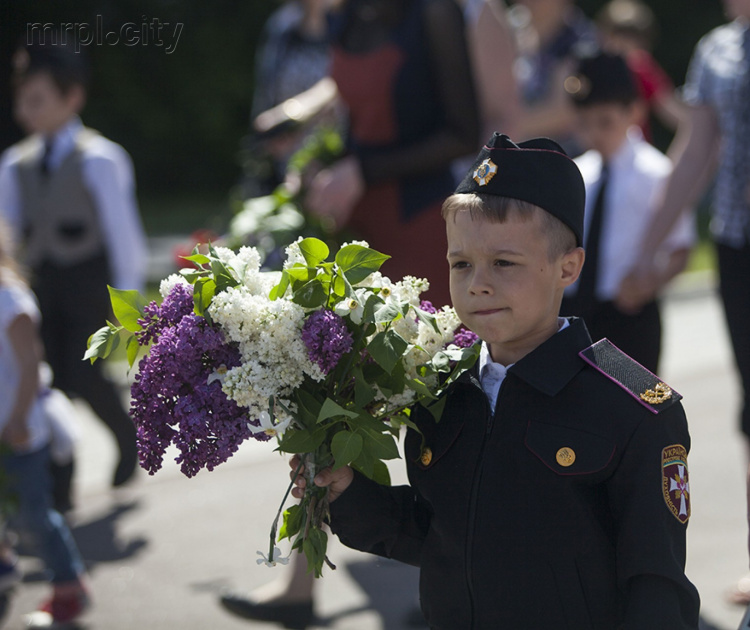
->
xmin=14 ymin=72 xmax=84 ymax=136
xmin=446 ymin=209 xmax=583 ymax=366
xmin=575 ymin=102 xmax=641 ymax=160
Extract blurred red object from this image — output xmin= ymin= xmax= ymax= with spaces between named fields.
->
xmin=173 ymin=229 xmax=220 ymax=269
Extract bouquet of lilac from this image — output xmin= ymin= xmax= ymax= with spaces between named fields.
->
xmin=86 ymin=238 xmax=479 ymax=576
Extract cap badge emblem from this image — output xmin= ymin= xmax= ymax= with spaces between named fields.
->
xmin=473 ymin=158 xmax=498 ymax=186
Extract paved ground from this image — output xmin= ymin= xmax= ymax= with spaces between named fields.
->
xmin=2 ymin=270 xmax=750 ymax=629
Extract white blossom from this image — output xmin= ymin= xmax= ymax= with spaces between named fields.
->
xmin=256 ymin=547 xmax=290 ymax=567
xmin=159 ymin=273 xmax=190 ymax=298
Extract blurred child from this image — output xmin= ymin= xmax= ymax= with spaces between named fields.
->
xmin=561 ymin=51 xmax=694 ymax=372
xmin=0 ymin=216 xmax=89 ymax=626
xmin=596 ymin=0 xmax=687 ymax=138
xmin=0 ymin=42 xmax=147 ymax=508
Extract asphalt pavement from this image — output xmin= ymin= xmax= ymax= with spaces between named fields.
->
xmin=2 ymin=268 xmax=749 ymax=630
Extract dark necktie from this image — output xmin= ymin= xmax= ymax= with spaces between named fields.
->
xmin=40 ymin=137 xmax=54 ymax=176
xmin=575 ymin=162 xmax=609 ymax=313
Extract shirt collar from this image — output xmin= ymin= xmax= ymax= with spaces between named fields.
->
xmin=478 ymin=317 xmax=574 ymax=384
xmin=42 ymin=116 xmax=83 ymax=169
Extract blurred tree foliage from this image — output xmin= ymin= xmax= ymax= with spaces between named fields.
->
xmin=0 ymin=0 xmax=730 ymax=208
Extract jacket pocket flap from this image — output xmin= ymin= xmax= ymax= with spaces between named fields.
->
xmin=525 ymin=421 xmax=615 ymax=476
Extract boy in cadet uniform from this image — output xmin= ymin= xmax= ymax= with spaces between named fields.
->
xmin=0 ymin=43 xmax=147 ymax=505
xmin=293 ymin=133 xmax=700 ymax=629
xmin=561 ymin=51 xmax=694 ymax=373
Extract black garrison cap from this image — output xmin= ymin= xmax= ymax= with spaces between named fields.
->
xmin=455 ymin=133 xmax=585 ymax=246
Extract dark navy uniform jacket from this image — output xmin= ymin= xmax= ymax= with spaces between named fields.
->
xmin=329 ymin=318 xmax=700 ymax=629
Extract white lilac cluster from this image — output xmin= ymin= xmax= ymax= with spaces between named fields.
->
xmin=208 ymin=286 xmax=325 ymax=423
xmin=214 ymin=246 xmax=281 ymax=295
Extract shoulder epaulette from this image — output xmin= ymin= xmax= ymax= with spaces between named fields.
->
xmin=579 ymin=338 xmax=682 ymax=414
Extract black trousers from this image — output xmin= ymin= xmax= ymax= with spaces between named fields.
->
xmin=32 ymin=255 xmax=137 ymax=496
xmin=561 ymin=297 xmax=662 ymax=374
xmin=717 ymin=242 xmax=750 ymax=437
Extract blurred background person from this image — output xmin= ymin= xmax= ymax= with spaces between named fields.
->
xmin=595 ymin=0 xmax=688 ymax=142
xmin=560 ymin=51 xmax=694 ymax=373
xmin=509 ymin=0 xmax=598 ymax=154
xmin=0 ymin=215 xmax=90 ymax=627
xmin=0 ymin=42 xmax=147 ymax=512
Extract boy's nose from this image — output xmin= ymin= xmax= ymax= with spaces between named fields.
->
xmin=468 ymin=270 xmax=494 ymax=295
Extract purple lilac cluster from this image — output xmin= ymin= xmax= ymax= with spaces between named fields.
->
xmin=301 ymin=309 xmax=353 ymax=375
xmin=136 ymin=283 xmax=194 ymax=345
xmin=420 ymin=300 xmax=438 ymax=314
xmin=453 ymin=327 xmax=479 ymax=348
xmin=130 ymin=312 xmax=269 ymax=478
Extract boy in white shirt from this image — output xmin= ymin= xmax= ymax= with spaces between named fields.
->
xmin=0 ymin=43 xmax=147 ymax=505
xmin=561 ymin=51 xmax=694 ymax=372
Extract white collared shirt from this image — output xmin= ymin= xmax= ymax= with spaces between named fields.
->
xmin=0 ymin=117 xmax=148 ymax=291
xmin=567 ymin=128 xmax=695 ymax=302
xmin=479 ymin=318 xmax=570 ymax=413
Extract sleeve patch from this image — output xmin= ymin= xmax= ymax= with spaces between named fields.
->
xmin=662 ymin=444 xmax=690 ymax=524
xmin=578 ymin=338 xmax=682 ymax=414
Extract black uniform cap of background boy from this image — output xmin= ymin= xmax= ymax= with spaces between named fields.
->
xmin=565 ymin=51 xmax=638 ymax=108
xmin=455 ymin=133 xmax=585 ymax=247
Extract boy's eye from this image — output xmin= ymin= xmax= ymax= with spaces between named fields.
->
xmin=494 ymin=259 xmax=515 ymax=267
xmin=450 ymin=261 xmax=470 ymax=270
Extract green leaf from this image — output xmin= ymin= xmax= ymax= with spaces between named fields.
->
xmin=367 ymin=329 xmax=408 ymax=374
xmin=361 ymin=293 xmax=385 ymax=324
xmin=317 ymin=398 xmax=359 ymax=423
xmin=353 ymin=369 xmax=376 ymax=408
xmin=332 ymin=271 xmax=355 ymax=299
xmin=422 ymin=395 xmax=447 ymax=422
xmin=181 ymin=253 xmax=210 ymax=266
xmin=331 ymin=431 xmax=363 ymax=470
xmin=299 ymin=238 xmax=330 ymax=266
xmin=279 ymin=504 xmax=304 ymax=541
xmin=295 ymin=390 xmax=323 ymax=428
xmin=413 ymin=305 xmax=441 ymax=334
xmin=179 ymin=268 xmax=209 ymax=284
xmin=277 ymin=426 xmax=327 ymax=454
xmin=126 ymin=334 xmax=140 ymax=368
xmin=83 ymin=324 xmax=122 ymax=363
xmin=335 ymin=245 xmax=390 ymax=285
xmin=357 ymin=427 xmax=400 ymax=460
xmin=108 ymin=287 xmax=147 ymax=333
xmin=371 ymin=459 xmax=391 ymax=486
xmin=407 ymin=378 xmax=438 ymax=400
xmin=373 ymin=301 xmax=404 ymax=325
xmin=210 ymin=259 xmax=240 ymax=293
xmin=293 ymin=279 xmax=328 ymax=309
xmin=193 ymin=278 xmax=216 ymax=315
xmin=269 ymin=271 xmax=291 ymax=301
xmin=303 ymin=527 xmax=328 ymax=577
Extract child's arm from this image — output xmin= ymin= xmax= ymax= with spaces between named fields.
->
xmin=607 ymin=403 xmax=700 ymax=628
xmin=615 ymin=246 xmax=690 ymax=314
xmin=291 ymin=456 xmax=429 ymax=567
xmin=1 ymin=313 xmax=43 ymax=449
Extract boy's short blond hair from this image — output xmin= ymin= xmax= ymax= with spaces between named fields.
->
xmin=442 ymin=193 xmax=578 ymax=261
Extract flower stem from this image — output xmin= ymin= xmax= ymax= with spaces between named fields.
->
xmin=268 ymin=457 xmax=305 ymax=562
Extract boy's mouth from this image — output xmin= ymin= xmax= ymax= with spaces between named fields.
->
xmin=472 ymin=308 xmax=505 ymax=315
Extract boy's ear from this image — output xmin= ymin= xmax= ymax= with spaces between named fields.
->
xmin=560 ymin=247 xmax=585 ymax=288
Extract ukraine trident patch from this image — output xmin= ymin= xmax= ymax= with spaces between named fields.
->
xmin=662 ymin=444 xmax=690 ymax=524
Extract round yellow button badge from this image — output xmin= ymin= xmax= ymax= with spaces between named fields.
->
xmin=556 ymin=447 xmax=576 ymax=467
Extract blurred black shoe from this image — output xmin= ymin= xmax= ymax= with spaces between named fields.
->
xmin=219 ymin=592 xmax=314 ymax=629
xmin=112 ymin=448 xmax=138 ymax=487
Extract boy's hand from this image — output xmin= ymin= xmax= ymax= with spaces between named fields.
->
xmin=289 ymin=455 xmax=354 ymax=503
xmin=616 ymin=269 xmax=659 ymax=314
